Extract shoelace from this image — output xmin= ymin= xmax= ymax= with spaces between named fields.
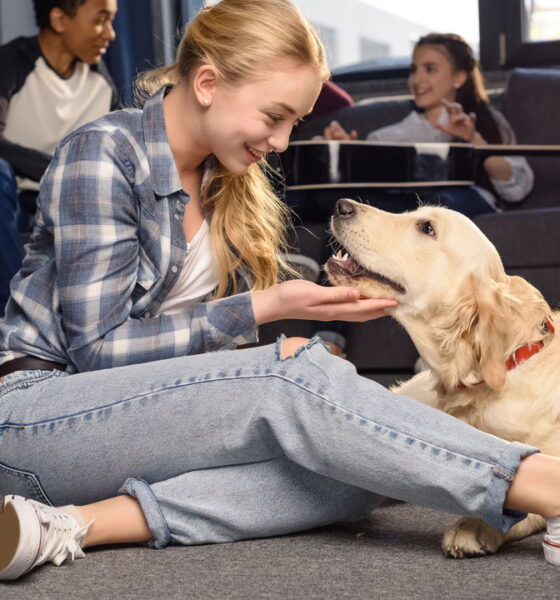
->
xmin=34 ymin=506 xmax=88 ymax=567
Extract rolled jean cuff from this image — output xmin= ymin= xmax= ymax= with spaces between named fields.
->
xmin=482 ymin=442 xmax=540 ymax=532
xmin=119 ymin=477 xmax=171 ymax=549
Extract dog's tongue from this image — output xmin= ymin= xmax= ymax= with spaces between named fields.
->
xmin=330 ymin=255 xmax=361 ymax=276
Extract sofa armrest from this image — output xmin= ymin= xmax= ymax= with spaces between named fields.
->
xmin=293 ymin=98 xmax=414 ymax=140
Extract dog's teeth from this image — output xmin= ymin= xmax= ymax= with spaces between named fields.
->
xmin=343 ymin=252 xmax=349 ymax=260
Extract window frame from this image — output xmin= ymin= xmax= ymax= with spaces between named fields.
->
xmin=479 ymin=0 xmax=560 ymax=69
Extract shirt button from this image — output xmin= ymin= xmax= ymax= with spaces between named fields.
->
xmin=171 ymin=265 xmax=178 ymax=273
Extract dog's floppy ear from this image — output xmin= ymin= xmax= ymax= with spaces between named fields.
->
xmin=473 ymin=277 xmax=512 ymax=390
xmin=439 ymin=274 xmax=550 ymax=391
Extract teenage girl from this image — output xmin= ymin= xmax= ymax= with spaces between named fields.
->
xmin=1 ymin=2 xmax=560 ymax=580
xmin=323 ymin=33 xmax=534 ymax=217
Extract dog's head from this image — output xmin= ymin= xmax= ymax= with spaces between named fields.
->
xmin=326 ymin=199 xmax=552 ymax=391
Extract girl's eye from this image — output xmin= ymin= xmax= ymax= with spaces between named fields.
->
xmin=267 ymin=114 xmax=283 ymax=123
xmin=417 ymin=220 xmax=435 ymax=236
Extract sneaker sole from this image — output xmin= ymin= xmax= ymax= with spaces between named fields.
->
xmin=0 ymin=497 xmax=41 ymax=580
xmin=543 ymin=539 xmax=560 ymax=567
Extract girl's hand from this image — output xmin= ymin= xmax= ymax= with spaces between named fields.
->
xmin=252 ymin=280 xmax=398 ymax=325
xmin=323 ymin=340 xmax=347 ymax=359
xmin=322 ymin=120 xmax=358 ymax=141
xmin=435 ymin=99 xmax=484 ymax=143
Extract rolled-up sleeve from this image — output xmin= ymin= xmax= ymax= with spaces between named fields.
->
xmin=488 ymin=108 xmax=534 ymax=203
xmin=489 ymin=156 xmax=534 ymax=203
xmin=41 ymin=131 xmax=257 ymax=372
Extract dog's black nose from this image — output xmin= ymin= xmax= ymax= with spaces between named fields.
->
xmin=335 ymin=198 xmax=355 ymax=218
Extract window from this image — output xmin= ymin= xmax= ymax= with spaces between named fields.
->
xmin=292 ymin=0 xmax=479 ymax=71
xmin=360 ymin=38 xmax=390 ymax=62
xmin=479 ymin=0 xmax=560 ymax=68
xmin=525 ymin=0 xmax=560 ymax=42
xmin=314 ymin=23 xmax=338 ymax=68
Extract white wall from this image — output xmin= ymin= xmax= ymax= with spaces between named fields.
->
xmin=0 ymin=0 xmax=36 ymax=44
xmin=295 ymin=0 xmax=430 ymax=68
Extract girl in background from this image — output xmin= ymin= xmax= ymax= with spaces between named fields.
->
xmin=323 ymin=33 xmax=534 ymax=217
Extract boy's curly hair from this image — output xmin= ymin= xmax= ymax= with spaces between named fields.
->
xmin=33 ymin=0 xmax=88 ymax=30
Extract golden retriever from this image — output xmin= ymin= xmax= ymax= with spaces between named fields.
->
xmin=326 ymin=198 xmax=558 ymax=558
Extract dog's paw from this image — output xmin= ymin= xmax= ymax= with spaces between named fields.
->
xmin=442 ymin=517 xmax=503 ymax=559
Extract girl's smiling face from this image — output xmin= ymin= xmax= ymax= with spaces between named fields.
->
xmin=408 ymin=45 xmax=467 ymax=114
xmin=200 ymin=60 xmax=323 ymax=174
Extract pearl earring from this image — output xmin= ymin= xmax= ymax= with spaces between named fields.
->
xmin=203 ymin=98 xmax=210 ymax=106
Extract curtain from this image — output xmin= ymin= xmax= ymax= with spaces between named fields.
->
xmin=105 ymin=0 xmax=156 ymax=106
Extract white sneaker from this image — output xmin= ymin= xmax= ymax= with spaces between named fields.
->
xmin=543 ymin=516 xmax=560 ymax=566
xmin=0 ymin=495 xmax=89 ymax=580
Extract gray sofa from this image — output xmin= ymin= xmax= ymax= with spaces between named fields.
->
xmin=260 ymin=68 xmax=560 ymax=376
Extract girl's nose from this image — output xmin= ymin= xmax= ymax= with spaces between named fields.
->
xmin=267 ymin=130 xmax=290 ymax=154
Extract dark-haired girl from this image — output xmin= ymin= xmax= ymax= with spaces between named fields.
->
xmin=323 ymin=33 xmax=533 ymax=217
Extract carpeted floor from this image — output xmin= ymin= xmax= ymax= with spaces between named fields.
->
xmin=2 ymin=501 xmax=557 ymax=600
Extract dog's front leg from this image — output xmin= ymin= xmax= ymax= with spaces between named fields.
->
xmin=391 ymin=369 xmax=440 ymax=409
xmin=442 ymin=513 xmax=545 ymax=558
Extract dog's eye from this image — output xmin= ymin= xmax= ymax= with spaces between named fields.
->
xmin=417 ymin=220 xmax=435 ymax=236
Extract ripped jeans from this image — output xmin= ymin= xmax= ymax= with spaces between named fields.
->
xmin=0 ymin=337 xmax=537 ymax=548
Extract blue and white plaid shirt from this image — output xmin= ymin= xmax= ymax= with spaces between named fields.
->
xmin=0 ymin=89 xmax=257 ymax=373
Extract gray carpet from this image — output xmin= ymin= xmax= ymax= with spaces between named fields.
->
xmin=2 ymin=501 xmax=557 ymax=600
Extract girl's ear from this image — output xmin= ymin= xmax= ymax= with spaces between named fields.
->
xmin=192 ymin=64 xmax=220 ymax=108
xmin=452 ymin=70 xmax=468 ymax=90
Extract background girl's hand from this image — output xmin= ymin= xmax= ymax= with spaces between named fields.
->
xmin=322 ymin=120 xmax=358 ymax=141
xmin=252 ymin=280 xmax=398 ymax=325
xmin=435 ymin=99 xmax=480 ymax=142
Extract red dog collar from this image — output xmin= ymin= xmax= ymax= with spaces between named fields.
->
xmin=457 ymin=318 xmax=554 ymax=389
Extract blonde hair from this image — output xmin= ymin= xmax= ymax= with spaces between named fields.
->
xmin=137 ymin=0 xmax=330 ymax=297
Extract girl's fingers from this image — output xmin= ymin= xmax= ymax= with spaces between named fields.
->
xmin=442 ymin=98 xmax=461 ymax=111
xmin=321 ymin=286 xmax=361 ymax=303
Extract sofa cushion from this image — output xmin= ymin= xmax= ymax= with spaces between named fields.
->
xmin=293 ymin=99 xmax=414 ymax=140
xmin=497 ymin=68 xmax=560 ymax=209
xmin=500 ymin=69 xmax=560 ymax=145
xmin=474 ymin=208 xmax=560 ymax=269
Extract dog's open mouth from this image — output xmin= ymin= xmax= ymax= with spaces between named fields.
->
xmin=327 ymin=249 xmax=406 ymax=295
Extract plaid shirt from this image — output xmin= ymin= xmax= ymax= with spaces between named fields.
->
xmin=0 ymin=89 xmax=257 ymax=373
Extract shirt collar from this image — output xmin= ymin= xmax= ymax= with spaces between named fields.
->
xmin=142 ymin=87 xmax=183 ymax=198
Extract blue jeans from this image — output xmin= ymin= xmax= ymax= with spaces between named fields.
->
xmin=0 ymin=338 xmax=536 ymax=548
xmin=0 ymin=159 xmax=22 ymax=317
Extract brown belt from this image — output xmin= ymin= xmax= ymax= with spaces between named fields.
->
xmin=0 ymin=356 xmax=67 ymax=378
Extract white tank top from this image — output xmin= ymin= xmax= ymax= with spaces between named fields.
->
xmin=156 ymin=220 xmax=219 ymax=315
